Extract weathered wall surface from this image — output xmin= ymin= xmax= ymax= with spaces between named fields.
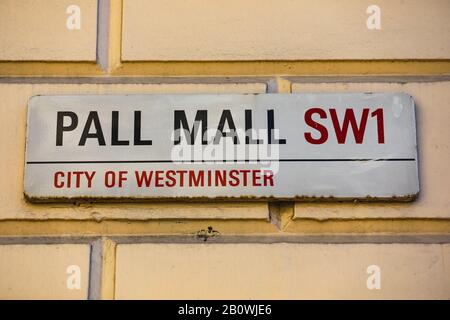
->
xmin=0 ymin=0 xmax=449 ymax=299
xmin=122 ymin=0 xmax=450 ymax=61
xmin=115 ymin=243 xmax=450 ymax=299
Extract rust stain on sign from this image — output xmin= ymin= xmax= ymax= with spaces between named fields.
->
xmin=24 ymin=93 xmax=419 ymax=202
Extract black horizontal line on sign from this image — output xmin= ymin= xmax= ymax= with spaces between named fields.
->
xmin=26 ymin=158 xmax=416 ymax=164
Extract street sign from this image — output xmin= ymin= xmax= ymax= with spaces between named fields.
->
xmin=24 ymin=93 xmax=419 ymax=202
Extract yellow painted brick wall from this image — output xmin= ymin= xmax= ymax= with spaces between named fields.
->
xmin=0 ymin=0 xmax=449 ymax=299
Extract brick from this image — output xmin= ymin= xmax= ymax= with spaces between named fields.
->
xmin=115 ymin=243 xmax=450 ymax=299
xmin=0 ymin=83 xmax=268 ymax=220
xmin=0 ymin=0 xmax=97 ymax=61
xmin=0 ymin=244 xmax=90 ymax=299
xmin=122 ymin=0 xmax=450 ymax=61
xmin=292 ymin=81 xmax=450 ymax=219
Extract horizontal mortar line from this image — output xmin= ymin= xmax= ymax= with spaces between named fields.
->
xmin=0 ymin=76 xmax=273 ymax=84
xmin=1 ymin=75 xmax=450 ymax=84
xmin=0 ymin=234 xmax=449 ymax=245
xmin=110 ymin=234 xmax=450 ymax=245
xmin=26 ymin=158 xmax=416 ymax=164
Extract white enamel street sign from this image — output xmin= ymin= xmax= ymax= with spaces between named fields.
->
xmin=24 ymin=93 xmax=419 ymax=202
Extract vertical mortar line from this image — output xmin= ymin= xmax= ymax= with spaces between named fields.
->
xmin=267 ymin=77 xmax=292 ymax=94
xmin=266 ymin=77 xmax=293 ymax=230
xmin=100 ymin=237 xmax=117 ymax=300
xmin=96 ymin=0 xmax=111 ymax=72
xmin=278 ymin=77 xmax=294 ymax=230
xmin=278 ymin=77 xmax=293 ymax=94
xmin=88 ymin=238 xmax=103 ymax=300
xmin=108 ymin=0 xmax=123 ymax=73
xmin=88 ymin=237 xmax=117 ymax=300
